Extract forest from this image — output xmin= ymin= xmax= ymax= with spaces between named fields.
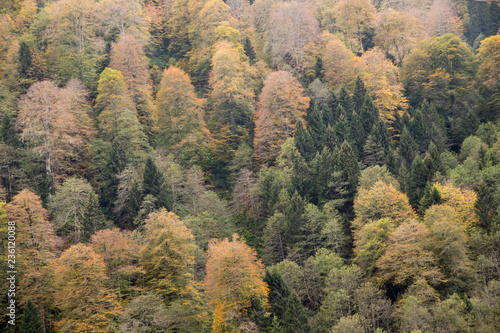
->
xmin=0 ymin=0 xmax=500 ymax=331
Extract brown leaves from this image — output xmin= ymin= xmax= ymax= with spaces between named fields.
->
xmin=17 ymin=80 xmax=94 ymax=182
xmin=376 ymin=220 xmax=445 ymax=288
xmin=254 ymin=71 xmax=309 ymax=165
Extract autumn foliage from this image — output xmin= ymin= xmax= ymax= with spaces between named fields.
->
xmin=254 ymin=71 xmax=309 ymax=165
xmin=205 ymin=234 xmax=269 ymax=332
xmin=353 ymin=180 xmax=417 ymax=228
xmin=2 ymin=0 xmax=500 ymax=331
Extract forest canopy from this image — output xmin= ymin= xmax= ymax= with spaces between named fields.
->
xmin=1 ymin=0 xmax=500 ymax=332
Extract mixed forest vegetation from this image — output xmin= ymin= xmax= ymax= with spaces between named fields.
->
xmin=1 ymin=0 xmax=500 ymax=331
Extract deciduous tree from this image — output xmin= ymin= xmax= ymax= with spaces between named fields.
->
xmin=401 ymin=34 xmax=478 ymax=118
xmin=154 ymin=66 xmax=212 ymax=163
xmin=254 ymin=71 xmax=310 ymax=165
xmin=374 ymin=9 xmax=424 ymax=66
xmin=209 ymin=40 xmax=254 ymax=147
xmin=109 ymin=34 xmax=154 ymax=135
xmin=477 ymin=35 xmax=500 ymax=121
xmin=52 ymin=243 xmax=122 ymax=332
xmin=353 ymin=180 xmax=417 ymax=228
xmin=49 ymin=176 xmax=102 ymax=244
xmin=7 ymin=190 xmax=59 ymax=330
xmin=357 ymin=47 xmax=407 ymax=124
xmin=205 ymin=234 xmax=269 ymax=332
xmin=376 ymin=220 xmax=445 ymax=288
xmin=268 ymin=1 xmax=320 ymax=70
xmin=17 ymin=80 xmax=94 ymax=191
xmin=322 ymin=33 xmax=358 ymax=92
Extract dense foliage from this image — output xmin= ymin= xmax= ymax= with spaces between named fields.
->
xmin=1 ymin=0 xmax=500 ymax=332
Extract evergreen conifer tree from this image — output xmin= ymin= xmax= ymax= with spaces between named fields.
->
xmin=142 ymin=156 xmax=170 ymax=209
xmin=19 ymin=41 xmax=32 ymax=77
xmin=418 ymin=183 xmax=442 ymax=215
xmin=82 ymin=193 xmax=108 ymax=241
xmin=294 ymin=121 xmax=315 ymax=162
xmin=408 ymin=155 xmax=429 ymax=209
xmin=283 ymin=292 xmax=312 ymax=333
xmin=397 ymin=126 xmax=419 ymax=171
xmin=100 ymin=139 xmax=129 ymax=217
xmin=338 ymin=86 xmax=354 ymax=121
xmin=307 ymin=103 xmax=326 ymax=151
xmin=353 ymin=76 xmax=367 ymax=111
xmin=244 ymin=37 xmax=256 ymax=64
xmin=359 ymin=94 xmax=379 ymax=136
xmin=264 ymin=269 xmax=291 ymax=321
xmin=332 ymin=141 xmax=360 ymax=217
xmin=324 ymin=124 xmax=338 ymax=152
xmin=1 ymin=114 xmax=18 ymax=146
xmin=20 ymin=299 xmax=43 ymax=333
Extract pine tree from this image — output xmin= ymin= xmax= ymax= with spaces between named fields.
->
xmin=294 ymin=121 xmax=315 ymax=162
xmin=310 ymin=147 xmax=336 ymax=205
xmin=337 ymin=141 xmax=360 ymax=217
xmin=0 ymin=114 xmax=18 ymax=146
xmin=19 ymin=40 xmax=32 ymax=77
xmin=322 ymin=103 xmax=336 ymax=128
xmin=82 ymin=193 xmax=107 ymax=241
xmin=314 ymin=55 xmax=323 ymax=79
xmin=99 ymin=139 xmax=129 ymax=217
xmin=363 ymin=134 xmax=386 ymax=167
xmin=351 ymin=110 xmax=366 ymax=155
xmin=397 ymin=126 xmax=419 ymax=171
xmin=423 ymin=142 xmax=442 ymax=177
xmin=418 ymin=184 xmax=442 ymax=215
xmin=142 ymin=157 xmax=170 ymax=210
xmin=20 ymin=299 xmax=43 ymax=333
xmin=335 ymin=105 xmax=356 ymax=155
xmin=244 ymin=37 xmax=256 ymax=64
xmin=307 ymin=103 xmax=326 ymax=152
xmin=338 ymin=86 xmax=354 ymax=121
xmin=408 ymin=155 xmax=430 ymax=209
xmin=359 ymin=94 xmax=379 ymax=136
xmin=264 ymin=269 xmax=291 ymax=322
xmin=263 ymin=212 xmax=288 ymax=265
xmin=353 ymin=76 xmax=367 ymax=111
xmin=282 ymin=292 xmax=312 ymax=333
xmin=324 ymin=124 xmax=338 ymax=152
xmin=284 ymin=191 xmax=307 ymax=251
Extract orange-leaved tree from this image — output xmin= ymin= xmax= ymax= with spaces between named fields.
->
xmin=90 ymin=228 xmax=144 ymax=300
xmin=376 ymin=220 xmax=445 ymax=289
xmin=321 ymin=32 xmax=358 ymax=92
xmin=209 ymin=40 xmax=254 ymax=149
xmin=432 ymin=182 xmax=479 ymax=232
xmin=357 ymin=47 xmax=408 ymax=125
xmin=254 ymin=71 xmax=309 ymax=166
xmin=6 ymin=189 xmax=59 ymax=331
xmin=205 ymin=234 xmax=269 ymax=332
xmin=109 ymin=33 xmax=154 ymax=136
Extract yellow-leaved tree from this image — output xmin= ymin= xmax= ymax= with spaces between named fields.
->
xmin=353 ymin=180 xmax=417 ymax=229
xmin=154 ymin=66 xmax=213 ymax=164
xmin=205 ymin=234 xmax=269 ymax=332
xmin=52 ymin=243 xmax=122 ymax=332
xmin=141 ymin=208 xmax=209 ymax=331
